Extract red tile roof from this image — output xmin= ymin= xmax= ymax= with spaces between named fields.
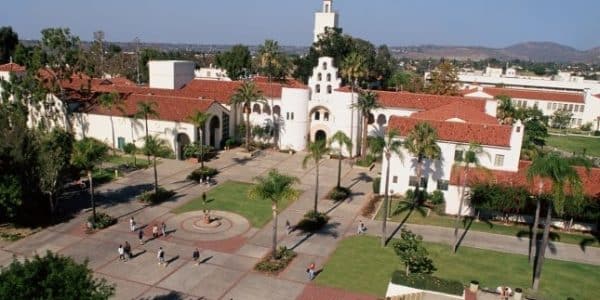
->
xmin=0 ymin=62 xmax=26 ymax=72
xmin=449 ymin=161 xmax=600 ymax=197
xmin=410 ymin=102 xmax=499 ymax=125
xmin=388 ymin=116 xmax=512 ymax=147
xmin=466 ymin=87 xmax=584 ymax=103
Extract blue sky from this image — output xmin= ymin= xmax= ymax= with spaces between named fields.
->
xmin=4 ymin=0 xmax=599 ymax=49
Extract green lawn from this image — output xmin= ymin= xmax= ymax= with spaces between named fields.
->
xmin=317 ymin=236 xmax=600 ymax=299
xmin=546 ymin=135 xmax=600 ymax=157
xmin=375 ymin=199 xmax=599 ymax=248
xmin=172 ymin=181 xmax=297 ymax=228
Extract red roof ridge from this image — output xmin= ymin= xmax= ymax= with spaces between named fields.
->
xmin=0 ymin=62 xmax=26 ymax=72
xmin=467 ymin=87 xmax=584 ymax=103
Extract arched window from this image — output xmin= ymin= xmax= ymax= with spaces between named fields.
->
xmin=322 ymin=62 xmax=328 ymax=70
xmin=315 ymin=84 xmax=321 ymax=93
xmin=252 ymin=103 xmax=261 ymax=114
xmin=318 ymin=73 xmax=322 ymax=81
xmin=327 ymin=85 xmax=332 ymax=94
xmin=326 ymin=73 xmax=331 ymax=81
xmin=325 ymin=4 xmax=329 ymax=12
xmin=273 ymin=105 xmax=281 ymax=117
xmin=368 ymin=113 xmax=375 ymax=124
xmin=243 ymin=104 xmax=250 ymax=113
xmin=324 ymin=112 xmax=329 ymax=121
xmin=377 ymin=114 xmax=387 ymax=126
xmin=263 ymin=104 xmax=271 ymax=115
xmin=314 ymin=111 xmax=320 ymax=121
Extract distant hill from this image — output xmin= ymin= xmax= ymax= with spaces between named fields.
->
xmin=391 ymin=42 xmax=600 ymax=63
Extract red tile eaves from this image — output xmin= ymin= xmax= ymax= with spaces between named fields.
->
xmin=473 ymin=87 xmax=584 ymax=103
xmin=410 ymin=102 xmax=499 ymax=124
xmin=0 ymin=62 xmax=25 ymax=72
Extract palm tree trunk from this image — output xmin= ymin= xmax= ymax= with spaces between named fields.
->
xmin=269 ymin=75 xmax=278 ymax=148
xmin=110 ymin=114 xmax=116 ymax=156
xmin=382 ymin=154 xmax=391 ymax=247
xmin=199 ymin=128 xmax=205 ymax=169
xmin=453 ymin=169 xmax=469 ymax=253
xmin=336 ymin=156 xmax=342 ymax=189
xmin=361 ymin=116 xmax=368 ymax=160
xmin=88 ymin=170 xmax=96 ymax=225
xmin=530 ymin=197 xmax=541 ymax=265
xmin=153 ymin=156 xmax=158 ymax=197
xmin=272 ymin=202 xmax=278 ymax=255
xmin=145 ymin=116 xmax=150 ymax=163
xmin=246 ymin=110 xmax=251 ymax=151
xmin=314 ymin=162 xmax=319 ymax=212
xmin=532 ymin=203 xmax=552 ymax=291
xmin=349 ymin=83 xmax=355 ymax=157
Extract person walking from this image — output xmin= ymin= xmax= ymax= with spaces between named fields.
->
xmin=118 ymin=245 xmax=125 ymax=261
xmin=129 ymin=217 xmax=136 ymax=232
xmin=157 ymin=247 xmax=165 ymax=267
xmin=192 ymin=248 xmax=200 ymax=265
xmin=124 ymin=241 xmax=132 ymax=259
xmin=138 ymin=228 xmax=144 ymax=245
xmin=152 ymin=224 xmax=159 ymax=238
xmin=357 ymin=220 xmax=367 ymax=235
xmin=161 ymin=222 xmax=167 ymax=237
xmin=307 ymin=262 xmax=316 ymax=280
xmin=285 ymin=220 xmax=292 ymax=235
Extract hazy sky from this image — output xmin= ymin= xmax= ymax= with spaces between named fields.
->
xmin=4 ymin=0 xmax=599 ymax=49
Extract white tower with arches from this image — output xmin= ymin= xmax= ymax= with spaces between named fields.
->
xmin=314 ymin=0 xmax=339 ymax=43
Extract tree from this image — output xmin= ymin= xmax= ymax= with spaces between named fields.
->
xmin=551 ymin=109 xmax=573 ymax=130
xmin=98 ymin=92 xmax=122 ymax=156
xmin=351 ymin=90 xmax=381 ymax=159
xmin=134 ymin=101 xmax=159 ymax=162
xmin=496 ymin=95 xmax=516 ymax=125
xmin=329 ymin=131 xmax=353 ymax=189
xmin=453 ymin=142 xmax=488 ymax=253
xmin=0 ymin=26 xmax=19 ymax=64
xmin=373 ymin=45 xmax=398 ymax=88
xmin=0 ymin=251 xmax=114 ymax=299
xmin=528 ymin=153 xmax=588 ymax=291
xmin=393 ymin=229 xmax=436 ymax=275
xmin=248 ymin=170 xmax=299 ymax=255
xmin=388 ymin=71 xmax=413 ymax=92
xmin=428 ymin=60 xmax=459 ymax=95
xmin=39 ymin=28 xmax=82 ymax=95
xmin=215 ymin=45 xmax=251 ymax=80
xmin=381 ymin=129 xmax=403 ymax=247
xmin=186 ymin=110 xmax=212 ymax=168
xmin=404 ymin=122 xmax=441 ymax=203
xmin=38 ymin=129 xmax=73 ymax=215
xmin=302 ymin=140 xmax=330 ymax=212
xmin=142 ymin=135 xmax=171 ymax=198
xmin=231 ymin=81 xmax=264 ymax=151
xmin=341 ymin=52 xmax=368 ymax=157
xmin=71 ymin=138 xmax=108 ymax=225
xmin=122 ymin=143 xmax=137 ymax=167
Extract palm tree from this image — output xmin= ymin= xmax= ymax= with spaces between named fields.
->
xmin=351 ymin=90 xmax=381 ymax=160
xmin=341 ymin=52 xmax=367 ymax=156
xmin=528 ymin=153 xmax=588 ymax=291
xmin=97 ymin=91 xmax=122 ymax=156
xmin=257 ymin=40 xmax=287 ymax=147
xmin=496 ymin=95 xmax=516 ymax=125
xmin=453 ymin=142 xmax=488 ymax=253
xmin=187 ymin=110 xmax=212 ymax=168
xmin=381 ymin=129 xmax=403 ymax=247
xmin=71 ymin=138 xmax=109 ymax=225
xmin=329 ymin=131 xmax=353 ymax=189
xmin=134 ymin=101 xmax=159 ymax=162
xmin=404 ymin=122 xmax=441 ymax=203
xmin=231 ymin=81 xmax=264 ymax=151
xmin=142 ymin=135 xmax=171 ymax=198
xmin=248 ymin=170 xmax=299 ymax=255
xmin=302 ymin=140 xmax=330 ymax=212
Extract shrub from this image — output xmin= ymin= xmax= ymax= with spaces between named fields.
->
xmin=254 ymin=246 xmax=297 ymax=274
xmin=327 ymin=186 xmax=351 ymax=201
xmin=225 ymin=138 xmax=241 ymax=149
xmin=428 ymin=190 xmax=445 ymax=205
xmin=92 ymin=168 xmax=115 ymax=185
xmin=295 ymin=210 xmax=330 ymax=232
xmin=87 ymin=212 xmax=116 ymax=230
xmin=594 ymin=130 xmax=600 ymax=136
xmin=187 ymin=167 xmax=219 ymax=182
xmin=580 ymin=122 xmax=593 ymax=132
xmin=393 ymin=229 xmax=436 ymax=275
xmin=138 ymin=187 xmax=175 ymax=205
xmin=391 ymin=271 xmax=464 ymax=296
xmin=355 ymin=156 xmax=375 ymax=168
xmin=372 ymin=177 xmax=381 ymax=194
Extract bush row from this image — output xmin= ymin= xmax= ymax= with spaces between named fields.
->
xmin=187 ymin=167 xmax=219 ymax=182
xmin=87 ymin=212 xmax=116 ymax=230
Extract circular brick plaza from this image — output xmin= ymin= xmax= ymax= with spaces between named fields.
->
xmin=169 ymin=210 xmax=250 ymax=242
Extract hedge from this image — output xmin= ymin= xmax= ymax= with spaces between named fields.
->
xmin=187 ymin=167 xmax=219 ymax=182
xmin=373 ymin=177 xmax=381 ymax=194
xmin=391 ymin=271 xmax=464 ymax=296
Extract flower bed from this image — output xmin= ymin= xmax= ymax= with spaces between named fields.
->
xmin=86 ymin=212 xmax=116 ymax=232
xmin=391 ymin=271 xmax=464 ymax=296
xmin=254 ymin=246 xmax=297 ymax=274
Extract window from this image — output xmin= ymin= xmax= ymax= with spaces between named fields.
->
xmin=327 ymin=85 xmax=332 ymax=94
xmin=522 ymin=100 xmax=528 ymax=107
xmin=392 ymin=176 xmax=398 ymax=184
xmin=516 ymin=126 xmax=521 ymax=133
xmin=454 ymin=150 xmax=464 ymax=162
xmin=322 ymin=62 xmax=328 ymax=70
xmin=577 ymin=119 xmax=582 ymax=126
xmin=568 ymin=104 xmax=574 ymax=111
xmin=534 ymin=101 xmax=539 ymax=108
xmin=408 ymin=176 xmax=428 ymax=188
xmin=546 ymin=102 xmax=552 ymax=110
xmin=552 ymin=103 xmax=557 ymax=110
xmin=324 ymin=112 xmax=329 ymax=121
xmin=117 ymin=137 xmax=126 ymax=150
xmin=580 ymin=105 xmax=585 ymax=112
xmin=315 ymin=84 xmax=321 ymax=93
xmin=326 ymin=73 xmax=331 ymax=81
xmin=318 ymin=73 xmax=322 ymax=81
xmin=286 ymin=112 xmax=290 ymax=120
xmin=377 ymin=114 xmax=387 ymax=126
xmin=314 ymin=111 xmax=320 ymax=121
xmin=437 ymin=180 xmax=449 ymax=191
xmin=291 ymin=112 xmax=294 ymax=120
xmin=494 ymin=154 xmax=505 ymax=167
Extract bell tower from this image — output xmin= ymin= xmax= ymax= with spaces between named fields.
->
xmin=314 ymin=0 xmax=339 ymax=43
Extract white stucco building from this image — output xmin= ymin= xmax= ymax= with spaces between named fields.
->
xmin=314 ymin=0 xmax=338 ymax=42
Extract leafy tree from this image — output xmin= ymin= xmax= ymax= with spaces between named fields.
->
xmin=39 ymin=28 xmax=82 ymax=95
xmin=393 ymin=229 xmax=436 ymax=275
xmin=142 ymin=135 xmax=172 ymax=198
xmin=215 ymin=44 xmax=251 ymax=80
xmin=551 ymin=109 xmax=573 ymax=130
xmin=381 ymin=129 xmax=403 ymax=247
xmin=373 ymin=45 xmax=398 ymax=88
xmin=0 ymin=26 xmax=19 ymax=63
xmin=98 ymin=92 xmax=123 ymax=155
xmin=134 ymin=101 xmax=159 ymax=162
xmin=388 ymin=71 xmax=413 ymax=92
xmin=38 ymin=129 xmax=73 ymax=215
xmin=329 ymin=131 xmax=353 ymax=189
xmin=528 ymin=153 xmax=588 ymax=291
xmin=404 ymin=122 xmax=441 ymax=203
xmin=302 ymin=140 xmax=330 ymax=212
xmin=428 ymin=60 xmax=459 ymax=95
xmin=71 ymin=138 xmax=109 ymax=225
xmin=231 ymin=81 xmax=264 ymax=151
xmin=248 ymin=170 xmax=299 ymax=255
xmin=186 ymin=110 xmax=212 ymax=168
xmin=453 ymin=142 xmax=488 ymax=253
xmin=496 ymin=95 xmax=516 ymax=125
xmin=351 ymin=90 xmax=381 ymax=160
xmin=0 ymin=175 xmax=21 ymax=220
xmin=0 ymin=251 xmax=114 ymax=299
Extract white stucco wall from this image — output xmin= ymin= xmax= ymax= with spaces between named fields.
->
xmin=313 ymin=1 xmax=338 ymax=42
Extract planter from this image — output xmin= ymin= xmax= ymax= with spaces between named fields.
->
xmin=469 ymin=280 xmax=479 ymax=293
xmin=513 ymin=288 xmax=522 ymax=300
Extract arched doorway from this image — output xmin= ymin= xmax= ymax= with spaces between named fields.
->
xmin=176 ymin=133 xmax=191 ymax=160
xmin=209 ymin=116 xmax=220 ymax=148
xmin=315 ymin=130 xmax=327 ymax=142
